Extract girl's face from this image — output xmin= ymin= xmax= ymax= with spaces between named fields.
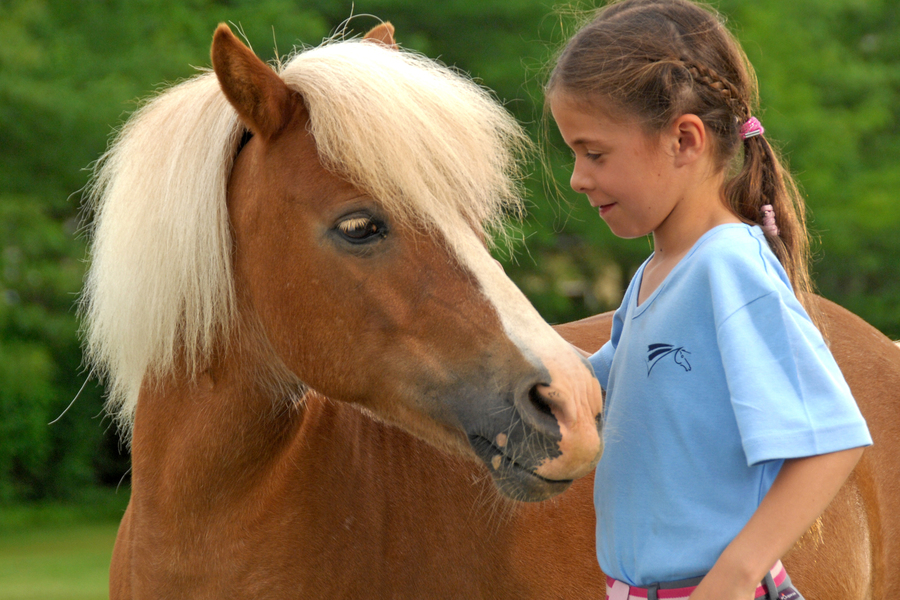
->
xmin=550 ymin=94 xmax=683 ymax=240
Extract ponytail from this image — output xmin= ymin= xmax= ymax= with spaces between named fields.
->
xmin=725 ymin=121 xmax=813 ymax=291
xmin=724 ymin=120 xmax=819 ymax=325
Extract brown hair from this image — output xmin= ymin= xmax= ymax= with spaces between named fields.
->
xmin=547 ymin=0 xmax=817 ymax=310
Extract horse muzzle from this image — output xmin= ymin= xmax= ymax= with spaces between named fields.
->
xmin=462 ymin=374 xmax=603 ymax=502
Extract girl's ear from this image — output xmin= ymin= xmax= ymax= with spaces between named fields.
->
xmin=670 ymin=114 xmax=707 ymax=167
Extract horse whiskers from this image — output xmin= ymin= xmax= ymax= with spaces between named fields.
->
xmin=469 ymin=469 xmax=520 ymax=534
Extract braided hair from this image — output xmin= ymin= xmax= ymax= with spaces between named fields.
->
xmin=546 ymin=0 xmax=816 ymax=314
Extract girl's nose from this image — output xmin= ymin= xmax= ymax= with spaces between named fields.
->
xmin=569 ymin=160 xmax=593 ymax=193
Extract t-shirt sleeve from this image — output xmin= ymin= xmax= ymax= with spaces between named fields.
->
xmin=589 ymin=301 xmax=626 ymax=391
xmin=717 ymin=291 xmax=872 ymax=466
xmin=589 ymin=340 xmax=614 ymax=391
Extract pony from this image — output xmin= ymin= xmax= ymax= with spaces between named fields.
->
xmin=81 ymin=23 xmax=899 ymax=599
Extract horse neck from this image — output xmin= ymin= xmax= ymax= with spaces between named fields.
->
xmin=129 ymin=331 xmax=307 ymax=508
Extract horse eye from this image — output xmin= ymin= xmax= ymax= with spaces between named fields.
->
xmin=336 ymin=215 xmax=387 ymax=243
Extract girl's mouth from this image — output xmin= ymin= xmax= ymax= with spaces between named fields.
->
xmin=598 ymin=203 xmax=616 ymax=216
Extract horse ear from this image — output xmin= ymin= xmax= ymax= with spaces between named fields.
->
xmin=363 ymin=22 xmax=397 ymax=49
xmin=211 ymin=23 xmax=296 ymax=140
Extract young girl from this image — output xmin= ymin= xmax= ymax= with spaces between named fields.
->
xmin=546 ymin=1 xmax=873 ymax=599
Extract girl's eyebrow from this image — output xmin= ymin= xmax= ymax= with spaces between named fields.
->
xmin=570 ymin=135 xmax=606 ymax=147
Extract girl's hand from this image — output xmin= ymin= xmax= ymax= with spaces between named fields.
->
xmin=687 ymin=567 xmax=756 ymax=600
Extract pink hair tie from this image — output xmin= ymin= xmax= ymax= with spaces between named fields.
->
xmin=740 ymin=116 xmax=764 ymax=139
xmin=760 ymin=204 xmax=779 ymax=237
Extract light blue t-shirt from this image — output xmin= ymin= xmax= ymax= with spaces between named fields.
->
xmin=589 ymin=224 xmax=872 ymax=587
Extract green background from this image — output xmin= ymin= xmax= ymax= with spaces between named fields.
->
xmin=1 ymin=0 xmax=898 ymax=508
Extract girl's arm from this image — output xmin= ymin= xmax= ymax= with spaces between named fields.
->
xmin=689 ymin=446 xmax=865 ymax=600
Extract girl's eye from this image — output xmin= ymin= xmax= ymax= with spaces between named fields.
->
xmin=570 ymin=150 xmax=602 ymax=162
xmin=336 ymin=215 xmax=387 ymax=243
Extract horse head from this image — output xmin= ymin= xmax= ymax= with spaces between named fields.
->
xmin=84 ymin=23 xmax=603 ymax=502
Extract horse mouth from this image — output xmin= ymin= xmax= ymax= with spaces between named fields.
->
xmin=468 ymin=434 xmax=573 ymax=502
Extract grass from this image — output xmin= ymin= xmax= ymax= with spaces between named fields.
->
xmin=0 ymin=488 xmax=129 ymax=600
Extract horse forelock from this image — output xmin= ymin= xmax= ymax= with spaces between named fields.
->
xmin=82 ymin=36 xmax=531 ymax=440
xmin=278 ymin=40 xmax=530 ymax=248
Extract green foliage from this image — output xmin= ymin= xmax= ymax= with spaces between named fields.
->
xmin=0 ymin=195 xmax=105 ymax=501
xmin=0 ymin=0 xmax=898 ymax=501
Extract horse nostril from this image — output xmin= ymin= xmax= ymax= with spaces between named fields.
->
xmin=528 ymin=384 xmax=555 ymax=419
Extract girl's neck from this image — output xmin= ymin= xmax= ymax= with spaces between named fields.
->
xmin=651 ymin=171 xmax=738 ymax=262
xmin=638 ymin=174 xmax=738 ymax=306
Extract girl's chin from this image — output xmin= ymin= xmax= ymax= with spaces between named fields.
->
xmin=601 ymin=218 xmax=651 ymax=240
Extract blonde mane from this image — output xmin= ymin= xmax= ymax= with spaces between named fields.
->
xmin=82 ymin=37 xmax=530 ymax=436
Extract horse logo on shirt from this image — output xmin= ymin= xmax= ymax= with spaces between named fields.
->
xmin=647 ymin=343 xmax=691 ymax=375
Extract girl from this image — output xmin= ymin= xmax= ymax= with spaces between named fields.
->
xmin=546 ymin=1 xmax=873 ymax=599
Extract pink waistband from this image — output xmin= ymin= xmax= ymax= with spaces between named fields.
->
xmin=605 ymin=561 xmax=786 ymax=600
